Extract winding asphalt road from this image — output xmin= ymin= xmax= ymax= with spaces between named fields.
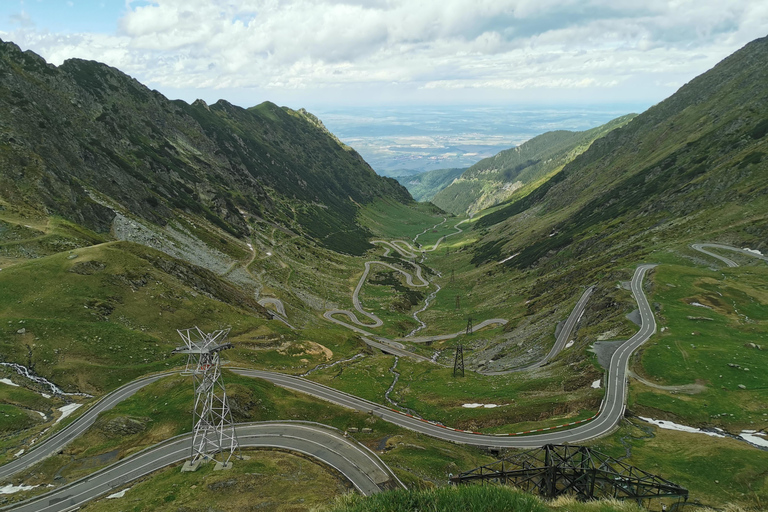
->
xmin=234 ymin=267 xmax=655 ymax=448
xmin=5 ymin=224 xmax=706 ymax=510
xmin=5 ymin=422 xmax=402 ymax=512
xmin=691 ymin=243 xmax=768 ymax=267
xmin=1 ymin=265 xmax=654 ymax=510
xmin=0 ymin=373 xmax=167 ymax=483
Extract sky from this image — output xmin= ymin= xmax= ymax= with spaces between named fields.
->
xmin=0 ymin=1 xmax=767 ymax=110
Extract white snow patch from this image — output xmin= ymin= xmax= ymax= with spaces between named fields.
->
xmin=565 ymin=340 xmax=574 ymax=349
xmin=690 ymin=302 xmax=712 ymax=309
xmin=740 ymin=431 xmax=768 ymax=448
xmin=41 ymin=393 xmax=51 ymax=398
xmin=0 ymin=483 xmax=35 ymax=494
xmin=35 ymin=411 xmax=46 ymax=420
xmin=13 ymin=449 xmax=24 ymax=457
xmin=497 ymin=253 xmax=519 ymax=265
xmin=591 ymin=379 xmax=601 ymax=389
xmin=639 ymin=417 xmax=725 ymax=438
xmin=483 ymin=404 xmax=499 ymax=409
xmin=54 ymin=403 xmax=82 ymax=424
xmin=743 ymin=248 xmax=763 ymax=256
xmin=106 ymin=488 xmax=131 ymax=499
xmin=462 ymin=403 xmax=500 ymax=409
xmin=0 ymin=378 xmax=19 ymax=387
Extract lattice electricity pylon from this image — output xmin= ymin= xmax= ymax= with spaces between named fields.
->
xmin=453 ymin=344 xmax=465 ymax=377
xmin=450 ymin=444 xmax=688 ymax=505
xmin=173 ymin=327 xmax=239 ymax=469
xmin=466 ymin=316 xmax=473 ymax=335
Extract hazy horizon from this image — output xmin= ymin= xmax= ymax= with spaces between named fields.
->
xmin=314 ymin=103 xmax=646 ymax=176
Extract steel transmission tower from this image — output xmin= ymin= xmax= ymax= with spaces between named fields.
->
xmin=173 ymin=327 xmax=239 ymax=471
xmin=453 ymin=344 xmax=465 ymax=377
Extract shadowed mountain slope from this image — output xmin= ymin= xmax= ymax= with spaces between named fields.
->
xmin=0 ymin=39 xmax=410 ymax=256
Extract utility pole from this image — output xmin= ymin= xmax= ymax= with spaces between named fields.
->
xmin=450 ymin=269 xmax=455 ymax=283
xmin=466 ymin=316 xmax=473 ymax=335
xmin=453 ymin=344 xmax=464 ymax=377
xmin=455 ymin=295 xmax=461 ymax=310
xmin=174 ymin=327 xmax=240 ymax=472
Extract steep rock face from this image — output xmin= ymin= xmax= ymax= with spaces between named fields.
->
xmin=432 ymin=114 xmax=635 ymax=215
xmin=0 ymin=39 xmax=410 ymax=254
xmin=472 ymin=35 xmax=768 ymax=271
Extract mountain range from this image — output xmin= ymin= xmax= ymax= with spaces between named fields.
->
xmin=0 ymin=39 xmax=410 ymax=257
xmin=429 ymin=114 xmax=636 ymax=215
xmin=0 ymin=33 xmax=767 ymax=510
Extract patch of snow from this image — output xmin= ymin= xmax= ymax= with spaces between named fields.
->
xmin=690 ymin=302 xmax=712 ymax=309
xmin=740 ymin=431 xmax=768 ymax=448
xmin=462 ymin=403 xmax=500 ymax=409
xmin=0 ymin=378 xmax=19 ymax=387
xmin=106 ymin=488 xmax=131 ymax=499
xmin=41 ymin=393 xmax=51 ymax=399
xmin=639 ymin=417 xmax=725 ymax=438
xmin=266 ymin=252 xmax=272 ymax=256
xmin=34 ymin=411 xmax=46 ymax=420
xmin=54 ymin=403 xmax=82 ymax=425
xmin=565 ymin=340 xmax=574 ymax=349
xmin=13 ymin=449 xmax=24 ymax=457
xmin=483 ymin=404 xmax=499 ymax=409
xmin=0 ymin=484 xmax=35 ymax=494
xmin=497 ymin=253 xmax=519 ymax=265
xmin=743 ymin=248 xmax=763 ymax=256
xmin=591 ymin=379 xmax=601 ymax=389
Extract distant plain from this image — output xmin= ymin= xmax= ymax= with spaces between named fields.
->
xmin=314 ymin=104 xmax=647 ymax=175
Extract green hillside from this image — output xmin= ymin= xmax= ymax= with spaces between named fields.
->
xmin=0 ymin=33 xmax=767 ymax=512
xmin=432 ymin=114 xmax=636 ymax=215
xmin=472 ymin=36 xmax=768 ymax=272
xmin=394 ymin=167 xmax=466 ymax=202
xmin=0 ymin=39 xmax=410 ymax=256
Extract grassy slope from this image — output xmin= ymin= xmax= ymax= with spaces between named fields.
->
xmin=472 ymin=37 xmax=768 ymax=274
xmin=326 ymin=485 xmax=647 ymax=512
xmin=1 ymin=179 xmax=764 ymax=510
xmin=394 ymin=167 xmax=466 ymax=202
xmin=2 ymin=39 xmax=768 ymax=512
xmin=431 ymin=114 xmax=636 ymax=215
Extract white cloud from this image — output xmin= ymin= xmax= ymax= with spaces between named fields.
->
xmin=2 ymin=0 xmax=767 ymax=105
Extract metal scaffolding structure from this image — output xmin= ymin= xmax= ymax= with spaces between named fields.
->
xmin=173 ymin=327 xmax=239 ymax=470
xmin=450 ymin=444 xmax=688 ymax=505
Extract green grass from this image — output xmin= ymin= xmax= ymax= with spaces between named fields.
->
xmin=306 ymin=355 xmax=601 ymax=434
xmin=590 ymin=418 xmax=768 ymax=509
xmin=358 ymin=198 xmax=445 ymax=240
xmin=0 ymin=241 xmax=287 ymax=393
xmin=324 ymin=484 xmax=646 ymax=512
xmin=82 ymin=449 xmax=348 ymax=512
xmin=0 ymin=403 xmax=41 ymax=432
xmin=632 ymin=264 xmax=768 ymax=428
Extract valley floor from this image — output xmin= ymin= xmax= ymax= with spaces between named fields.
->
xmin=0 ymin=203 xmax=765 ymax=511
